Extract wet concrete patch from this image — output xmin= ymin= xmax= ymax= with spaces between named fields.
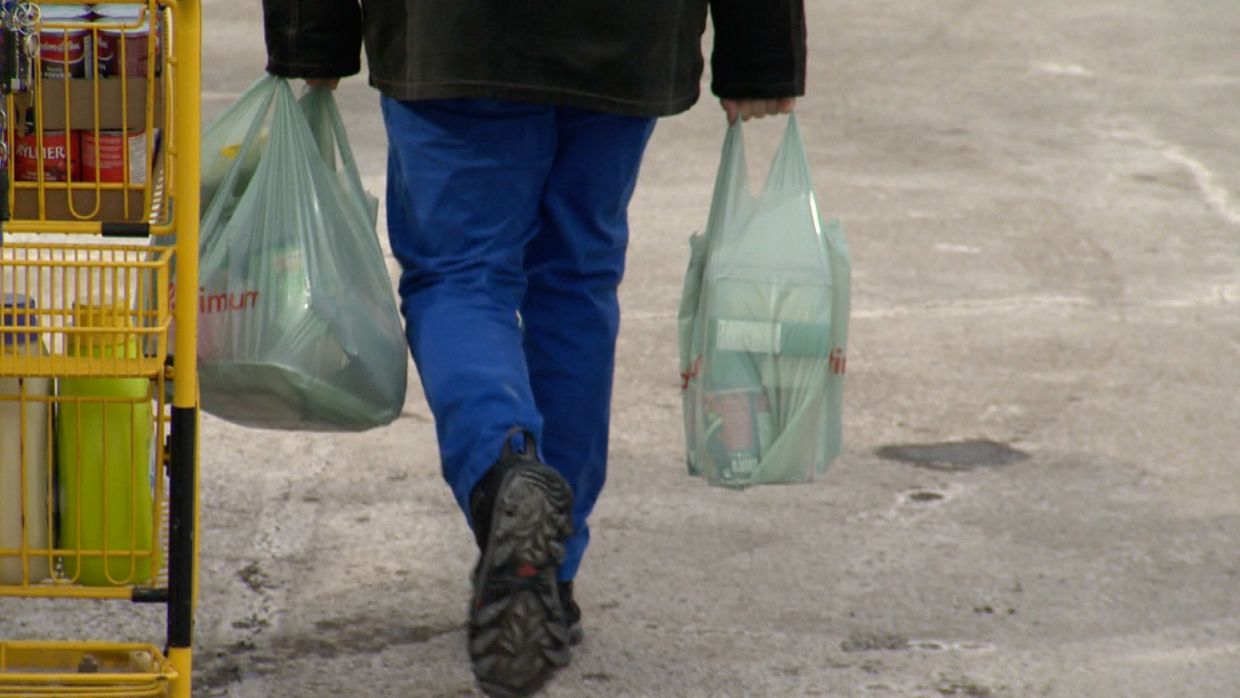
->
xmin=876 ymin=440 xmax=1029 ymax=472
xmin=906 ymin=490 xmax=946 ymax=504
xmin=276 ymin=616 xmax=460 ymax=660
xmin=237 ymin=562 xmax=271 ymax=593
xmin=842 ymin=633 xmax=911 ymax=652
xmin=582 ymin=672 xmax=614 ymax=682
xmin=935 ymin=675 xmax=996 ymax=697
xmin=843 ymin=633 xmax=996 ymax=656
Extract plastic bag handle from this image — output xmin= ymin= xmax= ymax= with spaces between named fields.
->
xmin=706 ymin=115 xmax=815 ymax=243
xmin=300 ymin=86 xmax=379 ymax=227
xmin=762 ymin=114 xmax=815 ymax=200
xmin=199 ymin=74 xmax=281 ymax=237
xmin=703 ymin=122 xmax=750 ymax=243
xmin=300 ymin=88 xmax=365 ymax=194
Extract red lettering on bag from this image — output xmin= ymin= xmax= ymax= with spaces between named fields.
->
xmin=829 ymin=348 xmax=847 ymax=375
xmin=681 ymin=354 xmax=703 ymax=390
xmin=168 ymin=284 xmax=260 ymax=314
xmin=200 ymin=289 xmax=259 ymax=314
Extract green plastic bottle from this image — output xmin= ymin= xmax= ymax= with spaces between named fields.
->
xmin=57 ymin=304 xmax=154 ymax=586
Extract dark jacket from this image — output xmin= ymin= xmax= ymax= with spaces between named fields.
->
xmin=262 ymin=1 xmax=806 ymax=117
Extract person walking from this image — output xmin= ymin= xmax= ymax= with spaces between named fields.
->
xmin=261 ymin=2 xmax=806 ymax=695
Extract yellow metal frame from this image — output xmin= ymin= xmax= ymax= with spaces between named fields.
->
xmin=0 ymin=378 xmax=169 ymax=591
xmin=0 ymin=1 xmax=200 ymax=696
xmin=0 ymin=640 xmax=175 ymax=695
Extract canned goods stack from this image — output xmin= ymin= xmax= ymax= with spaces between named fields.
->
xmin=5 ymin=2 xmax=165 ymax=221
xmin=35 ymin=4 xmax=161 ymax=80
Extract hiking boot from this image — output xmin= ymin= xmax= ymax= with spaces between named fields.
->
xmin=559 ymin=580 xmax=583 ymax=646
xmin=468 ymin=430 xmax=573 ymax=697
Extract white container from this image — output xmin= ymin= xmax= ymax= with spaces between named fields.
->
xmin=0 ymin=295 xmax=52 ymax=585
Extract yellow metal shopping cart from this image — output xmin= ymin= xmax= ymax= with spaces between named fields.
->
xmin=0 ymin=1 xmax=200 ymax=696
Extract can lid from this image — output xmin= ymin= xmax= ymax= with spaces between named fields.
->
xmin=95 ymin=3 xmax=154 ymax=36
xmin=93 ymin=4 xmax=149 ymax=22
xmin=92 ymin=3 xmax=147 ymax=17
xmin=98 ymin=19 xmax=152 ymax=35
xmin=2 ymin=293 xmax=39 ymax=347
xmin=38 ymin=5 xmax=93 ymax=20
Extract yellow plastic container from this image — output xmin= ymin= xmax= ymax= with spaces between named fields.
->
xmin=57 ymin=304 xmax=154 ymax=586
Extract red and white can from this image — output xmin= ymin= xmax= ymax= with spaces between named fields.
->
xmin=95 ymin=5 xmax=161 ymax=78
xmin=14 ymin=131 xmax=80 ymax=182
xmin=38 ymin=5 xmax=93 ymax=80
xmin=79 ymin=129 xmax=151 ymax=185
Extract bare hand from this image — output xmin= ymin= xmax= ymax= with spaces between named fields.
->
xmin=306 ymin=78 xmax=340 ymax=90
xmin=720 ymin=97 xmax=796 ymax=124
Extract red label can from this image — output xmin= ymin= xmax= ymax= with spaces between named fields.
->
xmin=14 ymin=131 xmax=80 ymax=182
xmin=95 ymin=5 xmax=160 ymax=78
xmin=80 ymin=130 xmax=150 ymax=185
xmin=38 ymin=5 xmax=93 ymax=80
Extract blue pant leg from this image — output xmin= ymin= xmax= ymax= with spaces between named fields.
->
xmin=382 ymin=97 xmax=556 ymax=516
xmin=522 ymin=108 xmax=656 ymax=581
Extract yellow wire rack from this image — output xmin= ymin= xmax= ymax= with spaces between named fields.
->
xmin=5 ymin=0 xmax=173 ymax=233
xmin=0 ymin=641 xmax=174 ymax=696
xmin=0 ymin=1 xmax=200 ymax=696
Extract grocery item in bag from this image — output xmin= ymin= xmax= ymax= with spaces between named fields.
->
xmin=681 ymin=117 xmax=850 ymax=487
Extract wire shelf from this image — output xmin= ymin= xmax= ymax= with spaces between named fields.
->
xmin=0 ymin=641 xmax=173 ymax=696
xmin=0 ymin=242 xmax=171 ymax=377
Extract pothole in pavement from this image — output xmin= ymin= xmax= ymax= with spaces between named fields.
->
xmin=875 ymin=439 xmax=1029 ymax=472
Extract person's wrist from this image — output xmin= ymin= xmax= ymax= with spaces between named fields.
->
xmin=720 ymin=97 xmax=796 ymax=124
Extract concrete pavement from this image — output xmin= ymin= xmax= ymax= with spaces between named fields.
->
xmin=3 ymin=1 xmax=1239 ymax=696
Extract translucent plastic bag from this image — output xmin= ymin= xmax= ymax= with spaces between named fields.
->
xmin=200 ymin=75 xmax=275 ymax=214
xmin=298 ymin=85 xmax=379 ymax=229
xmin=197 ymin=75 xmax=407 ymax=431
xmin=680 ymin=116 xmax=850 ymax=487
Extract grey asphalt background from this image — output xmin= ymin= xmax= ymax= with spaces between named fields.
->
xmin=4 ymin=1 xmax=1240 ymax=696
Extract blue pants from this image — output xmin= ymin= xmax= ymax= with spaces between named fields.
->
xmin=381 ymin=97 xmax=656 ymax=581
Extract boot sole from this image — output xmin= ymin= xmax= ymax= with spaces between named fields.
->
xmin=469 ymin=463 xmax=573 ymax=697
